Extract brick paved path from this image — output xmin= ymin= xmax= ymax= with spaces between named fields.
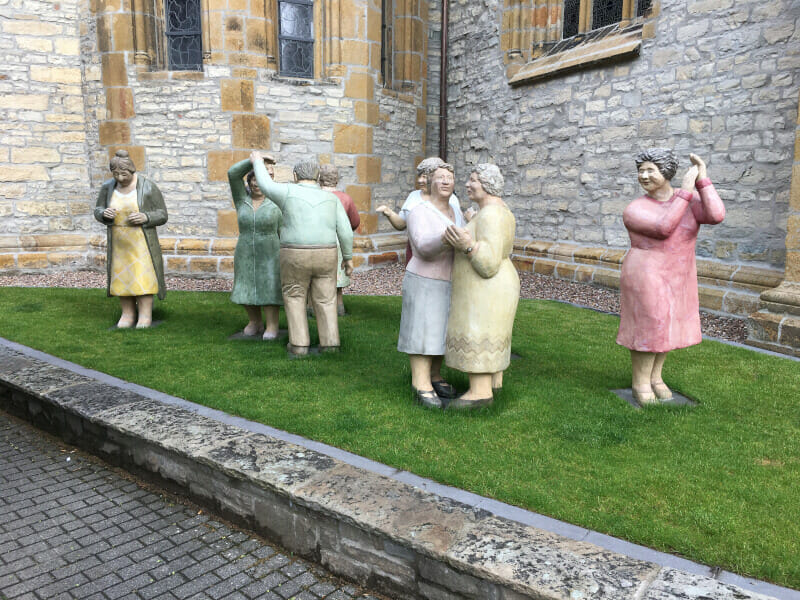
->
xmin=0 ymin=413 xmax=383 ymax=600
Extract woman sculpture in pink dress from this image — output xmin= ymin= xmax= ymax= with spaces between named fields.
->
xmin=616 ymin=149 xmax=725 ymax=405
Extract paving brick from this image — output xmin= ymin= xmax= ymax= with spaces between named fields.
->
xmin=0 ymin=414 xmax=373 ymax=600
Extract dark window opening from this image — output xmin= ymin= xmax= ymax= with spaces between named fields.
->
xmin=592 ymin=0 xmax=623 ymax=30
xmin=165 ymin=0 xmax=202 ymax=71
xmin=562 ymin=0 xmax=581 ymax=39
xmin=278 ymin=0 xmax=314 ymax=78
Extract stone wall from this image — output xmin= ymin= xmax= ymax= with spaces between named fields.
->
xmin=0 ymin=0 xmax=96 ymax=271
xmin=1 ymin=0 xmax=429 ymax=275
xmin=446 ymin=0 xmax=800 ymax=270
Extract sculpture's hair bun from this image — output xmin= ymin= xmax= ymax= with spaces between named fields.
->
xmin=115 ymin=150 xmax=130 ymax=159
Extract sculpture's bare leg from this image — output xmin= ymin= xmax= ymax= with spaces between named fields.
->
xmin=243 ymin=305 xmax=265 ymax=336
xmin=462 ymin=373 xmax=493 ymax=401
xmin=430 ymin=355 xmax=444 ymax=383
xmin=262 ymin=305 xmax=280 ymax=339
xmin=409 ymin=355 xmax=434 ymax=392
xmin=117 ymin=296 xmax=136 ymax=329
xmin=492 ymin=371 xmax=503 ymax=390
xmin=650 ymin=352 xmax=672 ymax=399
xmin=630 ymin=350 xmax=657 ymax=404
xmin=336 ymin=288 xmax=346 ymax=316
xmin=135 ymin=295 xmax=153 ymax=329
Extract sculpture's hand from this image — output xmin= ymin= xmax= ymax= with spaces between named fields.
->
xmin=444 ymin=225 xmax=473 ymax=253
xmin=689 ymin=153 xmax=707 ymax=180
xmin=464 ymin=207 xmax=477 ymax=222
xmin=376 ymin=205 xmax=393 ymax=217
xmin=127 ymin=212 xmax=148 ymax=225
xmin=343 ymin=259 xmax=354 ymax=276
xmin=681 ymin=166 xmax=699 ymax=194
xmin=102 ymin=207 xmax=117 ymax=220
xmin=250 ymin=150 xmax=262 ymax=165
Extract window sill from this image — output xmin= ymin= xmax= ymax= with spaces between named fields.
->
xmin=137 ymin=70 xmax=205 ymax=81
xmin=508 ymin=26 xmax=642 ymax=87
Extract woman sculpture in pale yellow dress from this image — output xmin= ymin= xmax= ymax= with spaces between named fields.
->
xmin=94 ymin=150 xmax=168 ymax=328
xmin=443 ymin=164 xmax=519 ymax=409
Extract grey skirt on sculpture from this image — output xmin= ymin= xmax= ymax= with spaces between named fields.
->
xmin=397 ymin=271 xmax=451 ymax=356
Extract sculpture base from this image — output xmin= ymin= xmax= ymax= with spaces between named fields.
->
xmin=108 ymin=320 xmax=163 ymax=331
xmin=227 ymin=329 xmax=288 ymax=341
xmin=611 ymin=388 xmax=697 ymax=409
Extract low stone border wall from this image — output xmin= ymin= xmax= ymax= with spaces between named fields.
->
xmin=0 ymin=342 xmax=788 ymax=600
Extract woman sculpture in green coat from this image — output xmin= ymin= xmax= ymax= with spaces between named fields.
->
xmin=228 ymin=156 xmax=283 ymax=339
xmin=94 ymin=150 xmax=167 ymax=329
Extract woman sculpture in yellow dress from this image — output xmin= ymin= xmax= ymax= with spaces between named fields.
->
xmin=443 ymin=164 xmax=519 ymax=408
xmin=94 ymin=150 xmax=168 ymax=328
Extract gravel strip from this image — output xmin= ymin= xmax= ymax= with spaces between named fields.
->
xmin=0 ymin=265 xmax=748 ymax=343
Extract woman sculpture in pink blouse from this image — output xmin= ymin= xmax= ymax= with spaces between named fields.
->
xmin=616 ymin=148 xmax=725 ymax=405
xmin=397 ymin=161 xmax=465 ymax=408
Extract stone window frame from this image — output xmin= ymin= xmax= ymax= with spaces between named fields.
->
xmin=379 ymin=0 xmax=426 ymax=94
xmin=504 ymin=0 xmax=656 ymax=86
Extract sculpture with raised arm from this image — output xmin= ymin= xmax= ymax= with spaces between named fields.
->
xmin=250 ymin=151 xmax=354 ymax=355
xmin=94 ymin=150 xmax=167 ymax=329
xmin=616 ymin=149 xmax=725 ymax=404
xmin=227 ymin=154 xmax=282 ymax=339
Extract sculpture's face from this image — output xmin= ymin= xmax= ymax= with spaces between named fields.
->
xmin=430 ymin=168 xmax=454 ymax=198
xmin=637 ymin=161 xmax=666 ymax=193
xmin=266 ymin=163 xmax=275 ymax=179
xmin=112 ymin=167 xmax=135 ymax=188
xmin=466 ymin=172 xmax=485 ymax=202
xmin=416 ymin=174 xmax=427 ymax=190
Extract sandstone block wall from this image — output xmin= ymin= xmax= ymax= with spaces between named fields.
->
xmin=0 ymin=0 xmax=95 ymax=272
xmin=0 ymin=0 xmax=429 ymax=275
xmin=446 ymin=0 xmax=800 ymax=271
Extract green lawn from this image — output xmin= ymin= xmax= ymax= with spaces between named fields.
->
xmin=1 ymin=287 xmax=799 ymax=589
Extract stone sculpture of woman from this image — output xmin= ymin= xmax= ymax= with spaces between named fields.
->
xmin=228 ymin=156 xmax=283 ymax=339
xmin=443 ymin=164 xmax=519 ymax=408
xmin=616 ymin=149 xmax=725 ymax=404
xmin=94 ymin=150 xmax=167 ymax=328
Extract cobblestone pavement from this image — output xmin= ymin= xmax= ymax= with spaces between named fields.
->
xmin=0 ymin=412 xmax=384 ymax=600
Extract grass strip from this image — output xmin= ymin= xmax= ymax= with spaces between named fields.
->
xmin=0 ymin=287 xmax=798 ymax=589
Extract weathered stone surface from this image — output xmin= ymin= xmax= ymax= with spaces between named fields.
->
xmin=643 ymin=568 xmax=775 ymax=600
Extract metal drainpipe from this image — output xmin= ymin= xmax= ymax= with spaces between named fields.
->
xmin=438 ymin=0 xmax=449 ymax=162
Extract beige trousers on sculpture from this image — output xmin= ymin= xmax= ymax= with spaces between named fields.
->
xmin=279 ymin=246 xmax=339 ymax=348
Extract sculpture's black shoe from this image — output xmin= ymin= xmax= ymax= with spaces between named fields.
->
xmin=413 ymin=388 xmax=443 ymax=409
xmin=445 ymin=394 xmax=493 ymax=410
xmin=431 ymin=380 xmax=457 ymax=399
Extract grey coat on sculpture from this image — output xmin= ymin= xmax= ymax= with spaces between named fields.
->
xmin=93 ymin=175 xmax=168 ymax=300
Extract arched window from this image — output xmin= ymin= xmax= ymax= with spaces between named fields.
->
xmin=278 ymin=0 xmax=314 ymax=78
xmin=165 ymin=0 xmax=203 ymax=70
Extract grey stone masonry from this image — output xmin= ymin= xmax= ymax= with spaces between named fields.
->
xmin=446 ymin=0 xmax=800 ymax=269
xmin=0 ymin=340 xmax=793 ymax=600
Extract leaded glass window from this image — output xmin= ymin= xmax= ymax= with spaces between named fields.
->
xmin=165 ymin=0 xmax=202 ymax=71
xmin=278 ymin=0 xmax=314 ymax=78
xmin=592 ymin=0 xmax=623 ymax=30
xmin=637 ymin=0 xmax=652 ymax=16
xmin=562 ymin=0 xmax=580 ymax=39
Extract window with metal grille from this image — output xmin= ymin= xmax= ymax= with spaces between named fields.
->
xmin=562 ymin=0 xmax=651 ymax=39
xmin=165 ymin=0 xmax=202 ymax=71
xmin=278 ymin=0 xmax=314 ymax=78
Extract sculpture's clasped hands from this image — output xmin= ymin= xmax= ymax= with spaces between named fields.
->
xmin=102 ymin=207 xmax=117 ymax=220
xmin=127 ymin=212 xmax=148 ymax=225
xmin=443 ymin=225 xmax=473 ymax=253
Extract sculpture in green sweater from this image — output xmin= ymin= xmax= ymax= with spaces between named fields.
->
xmin=250 ymin=151 xmax=354 ymax=355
